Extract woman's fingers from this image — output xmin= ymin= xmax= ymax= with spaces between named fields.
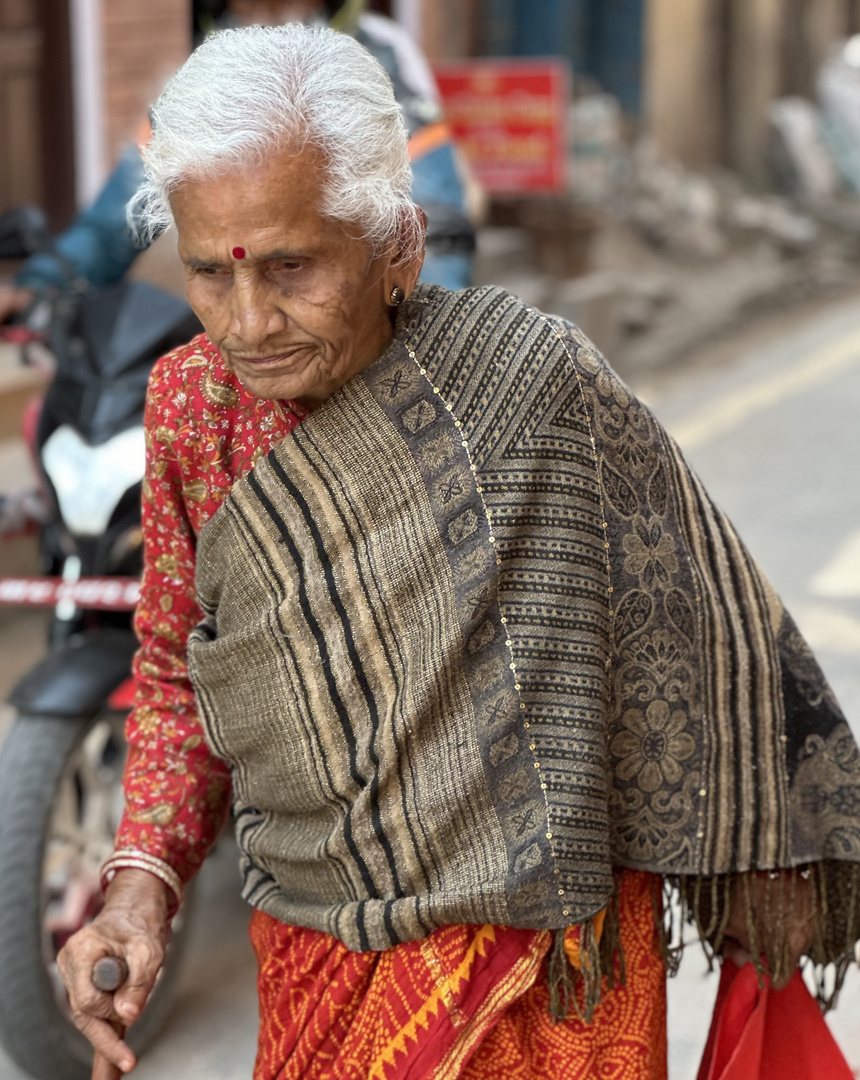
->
xmin=60 ymin=936 xmax=149 ymax=1073
xmin=58 ymin=933 xmax=120 ymax=1018
xmin=70 ymin=1011 xmax=135 ymax=1074
xmin=112 ymin=936 xmax=165 ymax=1025
xmin=58 ymin=926 xmax=165 ymax=1068
xmin=56 ymin=869 xmax=172 ymax=1070
xmin=59 ymin=930 xmax=163 ymax=1024
xmin=722 ymin=870 xmax=817 ymax=988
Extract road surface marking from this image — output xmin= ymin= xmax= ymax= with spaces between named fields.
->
xmin=792 ymin=603 xmax=860 ymax=654
xmin=811 ymin=530 xmax=860 ymax=599
xmin=668 ymin=333 xmax=860 ymax=451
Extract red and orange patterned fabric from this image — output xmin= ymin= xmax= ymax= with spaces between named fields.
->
xmin=251 ymin=869 xmax=666 ymax=1080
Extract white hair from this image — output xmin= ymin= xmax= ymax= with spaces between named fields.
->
xmin=129 ymin=24 xmax=424 ymax=261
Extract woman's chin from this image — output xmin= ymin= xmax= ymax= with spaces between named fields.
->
xmin=239 ymin=372 xmax=308 ymax=402
xmin=230 ymin=357 xmax=319 ymax=403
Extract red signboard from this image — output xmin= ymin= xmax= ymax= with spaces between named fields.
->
xmin=434 ymin=59 xmax=570 ymax=195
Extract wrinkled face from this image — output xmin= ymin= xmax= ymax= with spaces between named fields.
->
xmin=171 ymin=145 xmax=419 ymax=407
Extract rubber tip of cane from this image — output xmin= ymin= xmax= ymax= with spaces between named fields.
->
xmin=92 ymin=956 xmax=129 ymax=994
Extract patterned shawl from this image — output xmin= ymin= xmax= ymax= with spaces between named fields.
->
xmin=187 ymin=284 xmax=860 ymax=994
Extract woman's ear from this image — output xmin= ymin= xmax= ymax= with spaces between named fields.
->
xmin=382 ymin=206 xmax=426 ymax=305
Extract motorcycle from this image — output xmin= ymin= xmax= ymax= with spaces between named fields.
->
xmin=0 ymin=207 xmax=201 ymax=1080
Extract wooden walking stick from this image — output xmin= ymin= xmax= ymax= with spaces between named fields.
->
xmin=91 ymin=956 xmax=129 ymax=1080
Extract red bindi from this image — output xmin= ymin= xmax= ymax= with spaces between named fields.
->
xmin=232 ymin=246 xmax=246 ymax=259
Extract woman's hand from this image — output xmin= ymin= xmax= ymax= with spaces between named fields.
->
xmin=57 ymin=869 xmax=171 ymax=1074
xmin=722 ymin=870 xmax=816 ymax=989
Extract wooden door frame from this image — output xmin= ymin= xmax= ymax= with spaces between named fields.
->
xmin=37 ymin=0 xmax=76 ymax=229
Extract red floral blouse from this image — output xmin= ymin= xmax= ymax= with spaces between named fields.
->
xmin=112 ymin=334 xmax=306 ymax=888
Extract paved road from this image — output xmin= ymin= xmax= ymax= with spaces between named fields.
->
xmin=1 ymin=293 xmax=859 ymax=1079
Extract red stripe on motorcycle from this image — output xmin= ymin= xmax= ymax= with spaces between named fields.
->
xmin=108 ymin=677 xmax=137 ymax=710
xmin=0 ymin=577 xmax=141 ymax=609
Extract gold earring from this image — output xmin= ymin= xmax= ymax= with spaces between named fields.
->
xmin=389 ymin=285 xmax=406 ymax=306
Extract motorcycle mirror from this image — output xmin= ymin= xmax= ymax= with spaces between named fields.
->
xmin=0 ymin=206 xmax=51 ymax=260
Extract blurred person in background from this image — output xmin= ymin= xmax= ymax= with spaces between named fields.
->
xmin=0 ymin=0 xmax=475 ymax=324
xmin=55 ymin=24 xmax=860 ymax=1080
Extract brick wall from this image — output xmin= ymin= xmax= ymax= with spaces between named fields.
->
xmin=101 ymin=0 xmax=190 ymax=164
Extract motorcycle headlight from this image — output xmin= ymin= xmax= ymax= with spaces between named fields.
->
xmin=42 ymin=425 xmax=145 ymax=537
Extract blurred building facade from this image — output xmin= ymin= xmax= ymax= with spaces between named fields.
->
xmin=0 ymin=0 xmax=188 ymax=229
xmin=2 ymin=0 xmax=860 ymax=229
xmin=477 ymin=0 xmax=645 ymax=115
xmin=648 ymin=0 xmax=860 ymax=179
xmin=472 ymin=0 xmax=860 ymax=180
xmin=0 ymin=0 xmax=75 ymax=228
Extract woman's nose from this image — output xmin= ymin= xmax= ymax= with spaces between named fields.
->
xmin=228 ymin=276 xmax=288 ymax=346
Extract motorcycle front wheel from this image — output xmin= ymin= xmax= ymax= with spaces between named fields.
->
xmin=0 ymin=712 xmax=192 ymax=1080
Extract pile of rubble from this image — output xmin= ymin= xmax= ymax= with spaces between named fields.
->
xmin=476 ymin=40 xmax=860 ymax=374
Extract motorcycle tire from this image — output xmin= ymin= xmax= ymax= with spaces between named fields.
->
xmin=0 ymin=713 xmax=193 ymax=1080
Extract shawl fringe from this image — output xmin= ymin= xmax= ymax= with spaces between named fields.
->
xmin=550 ymin=861 xmax=860 ymax=1022
xmin=548 ymin=876 xmax=626 ymax=1023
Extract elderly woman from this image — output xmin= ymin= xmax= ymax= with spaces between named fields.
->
xmin=59 ymin=24 xmax=860 ymax=1080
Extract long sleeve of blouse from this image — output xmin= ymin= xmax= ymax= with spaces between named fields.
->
xmin=112 ymin=336 xmax=305 ymax=887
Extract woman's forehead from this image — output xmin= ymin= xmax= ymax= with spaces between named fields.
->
xmin=171 ymin=160 xmax=371 ymax=267
xmin=171 ymin=147 xmax=333 ymax=239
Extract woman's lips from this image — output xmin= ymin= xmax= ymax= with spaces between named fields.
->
xmin=233 ymin=347 xmax=306 ymax=369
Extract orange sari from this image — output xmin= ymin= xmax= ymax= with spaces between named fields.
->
xmin=250 ymin=870 xmax=666 ymax=1080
